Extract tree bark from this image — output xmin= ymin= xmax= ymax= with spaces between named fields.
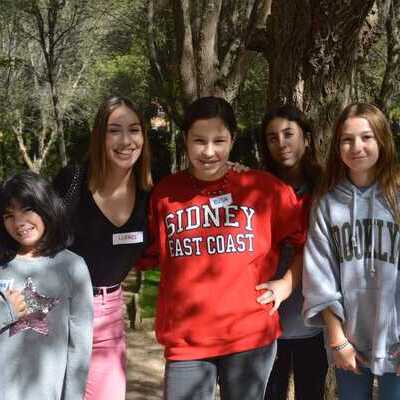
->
xmin=148 ymin=0 xmax=270 ymax=112
xmin=376 ymin=0 xmax=400 ymax=114
xmin=256 ymin=0 xmax=375 ymax=154
xmin=264 ymin=0 xmax=311 ymax=109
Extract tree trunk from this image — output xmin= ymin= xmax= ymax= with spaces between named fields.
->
xmin=304 ymin=0 xmax=375 ymax=152
xmin=148 ymin=0 xmax=271 ymax=114
xmin=264 ymin=0 xmax=311 ymax=110
xmin=256 ymin=0 xmax=375 ymax=155
xmin=376 ymin=0 xmax=400 ymax=114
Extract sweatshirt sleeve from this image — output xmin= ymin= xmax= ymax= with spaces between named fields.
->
xmin=302 ymin=202 xmax=345 ymax=327
xmin=272 ymin=182 xmax=308 ymax=248
xmin=135 ymin=190 xmax=160 ymax=271
xmin=61 ymin=256 xmax=93 ymax=400
xmin=0 ymin=291 xmax=17 ymax=331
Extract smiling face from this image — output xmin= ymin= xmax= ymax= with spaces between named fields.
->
xmin=185 ymin=117 xmax=234 ymax=181
xmin=339 ymin=117 xmax=380 ymax=187
xmin=265 ymin=117 xmax=308 ymax=170
xmin=104 ymin=105 xmax=144 ymax=172
xmin=3 ymin=201 xmax=46 ymax=257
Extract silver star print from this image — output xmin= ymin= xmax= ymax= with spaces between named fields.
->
xmin=10 ymin=278 xmax=60 ymax=336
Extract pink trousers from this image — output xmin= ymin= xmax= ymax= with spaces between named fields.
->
xmin=84 ymin=287 xmax=127 ymax=400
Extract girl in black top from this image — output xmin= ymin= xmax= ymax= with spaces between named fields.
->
xmin=54 ymin=96 xmax=153 ymax=400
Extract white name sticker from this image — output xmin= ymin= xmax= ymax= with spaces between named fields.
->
xmin=113 ymin=231 xmax=144 ymax=245
xmin=0 ymin=279 xmax=14 ymax=291
xmin=209 ymin=193 xmax=233 ymax=209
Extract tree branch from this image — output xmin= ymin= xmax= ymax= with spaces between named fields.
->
xmin=197 ymin=0 xmax=222 ymax=96
xmin=147 ymin=0 xmax=165 ymax=84
xmin=176 ymin=0 xmax=198 ymax=103
xmin=12 ymin=117 xmax=35 ymax=171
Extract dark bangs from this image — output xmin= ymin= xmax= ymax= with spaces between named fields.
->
xmin=182 ymin=96 xmax=237 ymax=137
xmin=0 ymin=171 xmax=73 ymax=262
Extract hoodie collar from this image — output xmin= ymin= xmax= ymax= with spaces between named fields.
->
xmin=337 ymin=179 xmax=377 ymax=276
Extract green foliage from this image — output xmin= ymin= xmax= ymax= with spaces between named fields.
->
xmin=88 ymin=48 xmax=151 ymax=109
xmin=228 ymin=53 xmax=268 ymax=167
xmin=139 ymin=270 xmax=160 ymax=319
xmin=236 ymin=53 xmax=268 ymax=128
xmin=0 ymin=0 xmax=399 ymax=175
xmin=0 ymin=129 xmax=26 ymax=180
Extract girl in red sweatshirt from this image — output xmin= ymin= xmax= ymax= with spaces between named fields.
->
xmin=141 ymin=96 xmax=308 ymax=400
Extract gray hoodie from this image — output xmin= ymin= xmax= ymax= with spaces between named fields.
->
xmin=0 ymin=250 xmax=93 ymax=399
xmin=303 ymin=179 xmax=400 ymax=375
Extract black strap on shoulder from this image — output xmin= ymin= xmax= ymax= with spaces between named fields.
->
xmin=63 ymin=164 xmax=85 ymax=212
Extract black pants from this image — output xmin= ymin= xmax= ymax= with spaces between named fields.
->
xmin=264 ymin=332 xmax=328 ymax=400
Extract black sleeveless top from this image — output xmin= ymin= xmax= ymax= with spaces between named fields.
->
xmin=53 ymin=164 xmax=149 ymax=286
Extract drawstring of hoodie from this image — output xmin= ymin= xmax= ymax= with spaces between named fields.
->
xmin=370 ymin=187 xmax=376 ymax=276
xmin=351 ymin=187 xmax=358 ymax=250
xmin=351 ymin=186 xmax=376 ymax=276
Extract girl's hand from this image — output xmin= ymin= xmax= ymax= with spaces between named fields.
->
xmin=332 ymin=342 xmax=366 ymax=374
xmin=226 ymin=161 xmax=249 ymax=173
xmin=5 ymin=289 xmax=27 ymax=319
xmin=391 ymin=348 xmax=400 ymax=376
xmin=255 ymin=278 xmax=292 ymax=315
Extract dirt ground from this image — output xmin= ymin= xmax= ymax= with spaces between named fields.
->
xmin=124 ymin=321 xmax=333 ymax=400
xmin=126 ymin=321 xmax=164 ymax=400
xmin=123 ymin=318 xmax=321 ymax=400
xmin=121 ymin=278 xmax=345 ymax=400
xmin=122 ymin=274 xmax=164 ymax=400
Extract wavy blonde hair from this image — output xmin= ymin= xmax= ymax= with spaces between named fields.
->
xmin=320 ymin=103 xmax=400 ymax=223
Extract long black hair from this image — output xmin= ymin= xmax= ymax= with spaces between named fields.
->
xmin=260 ymin=104 xmax=323 ymax=191
xmin=0 ymin=171 xmax=73 ymax=263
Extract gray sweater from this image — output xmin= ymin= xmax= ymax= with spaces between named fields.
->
xmin=303 ymin=179 xmax=400 ymax=375
xmin=0 ymin=250 xmax=93 ymax=399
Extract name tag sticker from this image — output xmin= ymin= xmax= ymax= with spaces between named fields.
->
xmin=209 ymin=193 xmax=233 ymax=209
xmin=113 ymin=231 xmax=144 ymax=245
xmin=0 ymin=279 xmax=14 ymax=291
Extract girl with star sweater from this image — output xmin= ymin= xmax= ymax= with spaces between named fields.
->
xmin=138 ymin=97 xmax=308 ymax=400
xmin=0 ymin=171 xmax=93 ymax=400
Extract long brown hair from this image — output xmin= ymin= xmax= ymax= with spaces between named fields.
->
xmin=321 ymin=103 xmax=400 ymax=223
xmin=260 ymin=104 xmax=323 ymax=193
xmin=88 ymin=96 xmax=153 ymax=191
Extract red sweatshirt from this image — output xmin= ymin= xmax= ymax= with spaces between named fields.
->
xmin=142 ymin=169 xmax=307 ymax=360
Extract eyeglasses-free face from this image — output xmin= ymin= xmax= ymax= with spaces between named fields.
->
xmin=185 ymin=117 xmax=234 ymax=182
xmin=339 ymin=117 xmax=379 ymax=187
xmin=105 ymin=105 xmax=144 ymax=172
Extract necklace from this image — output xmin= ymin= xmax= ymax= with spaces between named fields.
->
xmin=189 ymin=171 xmax=231 ymax=196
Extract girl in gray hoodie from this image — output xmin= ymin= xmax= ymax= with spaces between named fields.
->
xmin=303 ymin=103 xmax=400 ymax=400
